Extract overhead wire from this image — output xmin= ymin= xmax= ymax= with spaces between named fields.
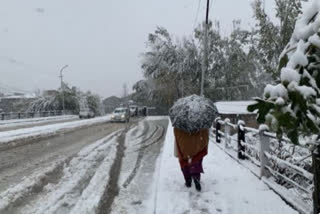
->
xmin=0 ymin=55 xmax=57 ymax=76
xmin=0 ymin=81 xmax=33 ymax=94
xmin=0 ymin=55 xmax=60 ymax=94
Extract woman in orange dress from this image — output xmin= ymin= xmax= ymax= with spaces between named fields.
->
xmin=174 ymin=128 xmax=209 ymax=191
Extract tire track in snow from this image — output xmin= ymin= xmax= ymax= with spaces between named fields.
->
xmin=0 ymin=130 xmax=121 ymax=214
xmin=123 ymin=125 xmax=165 ymax=189
xmin=111 ymin=118 xmax=169 ymax=214
xmin=97 ymin=129 xmax=128 ymax=214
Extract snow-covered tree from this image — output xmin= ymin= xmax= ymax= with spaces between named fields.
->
xmin=252 ymin=0 xmax=303 ymax=79
xmin=248 ymin=0 xmax=320 ymax=145
xmin=27 ymin=85 xmax=102 ymax=115
xmin=86 ymin=92 xmax=102 ymax=115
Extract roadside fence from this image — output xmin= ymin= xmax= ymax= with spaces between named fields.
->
xmin=214 ymin=118 xmax=316 ymax=214
xmin=0 ymin=110 xmax=75 ymax=121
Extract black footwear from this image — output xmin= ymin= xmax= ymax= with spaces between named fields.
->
xmin=193 ymin=178 xmax=201 ymax=192
xmin=185 ymin=179 xmax=192 ymax=188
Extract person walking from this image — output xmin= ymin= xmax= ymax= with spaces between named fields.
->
xmin=174 ymin=128 xmax=209 ymax=191
xmin=169 ymin=95 xmax=217 ymax=192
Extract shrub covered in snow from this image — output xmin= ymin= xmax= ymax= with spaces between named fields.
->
xmin=248 ymin=0 xmax=320 ymax=145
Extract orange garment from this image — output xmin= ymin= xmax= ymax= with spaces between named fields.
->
xmin=174 ymin=128 xmax=209 ymax=160
xmin=174 ymin=128 xmax=209 ymax=168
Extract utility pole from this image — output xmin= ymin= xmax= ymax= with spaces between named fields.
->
xmin=200 ymin=0 xmax=210 ymax=96
xmin=59 ymin=65 xmax=68 ymax=115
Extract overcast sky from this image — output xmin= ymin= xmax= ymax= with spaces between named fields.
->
xmin=0 ymin=0 xmax=276 ymax=98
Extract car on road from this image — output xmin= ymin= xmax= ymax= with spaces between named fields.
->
xmin=79 ymin=109 xmax=95 ymax=119
xmin=111 ymin=107 xmax=130 ymax=122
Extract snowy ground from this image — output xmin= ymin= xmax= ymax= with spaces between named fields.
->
xmin=0 ymin=117 xmax=301 ymax=213
xmin=0 ymin=115 xmax=78 ymax=132
xmin=110 ymin=117 xmax=168 ymax=214
xmin=152 ymin=121 xmax=299 ymax=214
xmin=0 ymin=120 xmax=127 ymax=192
xmin=0 ymin=130 xmax=121 ymax=214
xmin=213 ymin=132 xmax=312 ymax=214
xmin=0 ymin=117 xmax=168 ymax=214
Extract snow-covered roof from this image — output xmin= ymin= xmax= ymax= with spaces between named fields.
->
xmin=1 ymin=94 xmax=36 ymax=99
xmin=215 ymin=101 xmax=256 ymax=115
xmin=114 ymin=107 xmax=128 ymax=111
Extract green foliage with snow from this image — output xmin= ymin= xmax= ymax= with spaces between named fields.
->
xmin=252 ymin=0 xmax=303 ymax=79
xmin=135 ymin=21 xmax=269 ymax=111
xmin=248 ymin=0 xmax=320 ymax=145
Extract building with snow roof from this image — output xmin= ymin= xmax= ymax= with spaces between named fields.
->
xmin=215 ymin=101 xmax=258 ymax=128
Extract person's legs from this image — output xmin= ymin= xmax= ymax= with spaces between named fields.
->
xmin=192 ymin=176 xmax=201 ymax=191
xmin=190 ymin=159 xmax=204 ymax=191
xmin=181 ymin=166 xmax=192 ymax=187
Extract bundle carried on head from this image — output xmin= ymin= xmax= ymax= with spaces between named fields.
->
xmin=169 ymin=95 xmax=217 ymax=133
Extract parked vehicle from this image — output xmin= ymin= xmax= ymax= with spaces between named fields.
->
xmin=111 ymin=107 xmax=130 ymax=122
xmin=79 ymin=108 xmax=95 ymax=119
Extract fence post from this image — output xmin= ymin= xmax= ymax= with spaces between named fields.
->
xmin=313 ymin=145 xmax=320 ymax=214
xmin=237 ymin=120 xmax=246 ymax=160
xmin=224 ymin=118 xmax=231 ymax=149
xmin=259 ymin=127 xmax=271 ymax=178
xmin=216 ymin=119 xmax=221 ymax=143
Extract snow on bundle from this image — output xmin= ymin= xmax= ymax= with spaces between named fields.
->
xmin=248 ymin=0 xmax=320 ymax=145
xmin=169 ymin=95 xmax=217 ymax=133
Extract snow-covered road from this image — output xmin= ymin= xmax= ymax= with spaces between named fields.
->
xmin=0 ymin=115 xmax=111 ymax=150
xmin=0 ymin=117 xmax=302 ymax=214
xmin=0 ymin=120 xmax=127 ymax=194
xmin=0 ymin=117 xmax=168 ymax=214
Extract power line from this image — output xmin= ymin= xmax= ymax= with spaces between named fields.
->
xmin=0 ymin=55 xmax=57 ymax=76
xmin=0 ymin=82 xmax=33 ymax=94
xmin=210 ymin=0 xmax=214 ymax=13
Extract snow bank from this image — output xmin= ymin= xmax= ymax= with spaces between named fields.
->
xmin=0 ymin=115 xmax=78 ymax=130
xmin=0 ymin=115 xmax=111 ymax=146
xmin=0 ymin=159 xmax=66 ymax=211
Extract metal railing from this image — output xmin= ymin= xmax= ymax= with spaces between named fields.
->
xmin=0 ymin=110 xmax=75 ymax=121
xmin=214 ymin=118 xmax=314 ymax=214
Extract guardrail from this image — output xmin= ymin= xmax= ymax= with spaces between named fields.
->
xmin=0 ymin=110 xmax=75 ymax=120
xmin=214 ymin=118 xmax=316 ymax=214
